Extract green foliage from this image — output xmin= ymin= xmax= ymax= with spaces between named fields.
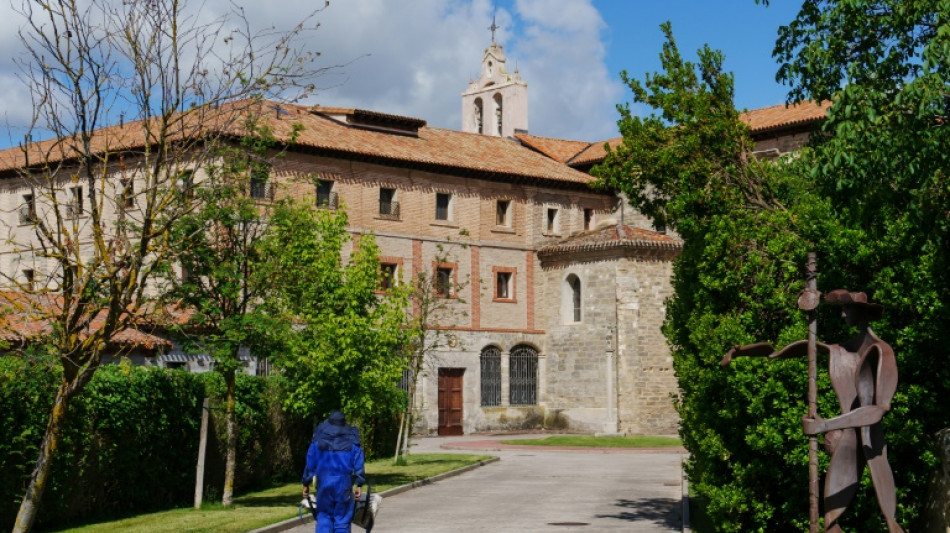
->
xmin=595 ymin=15 xmax=949 ymax=531
xmin=0 ymin=360 xmax=310 ymax=531
xmin=264 ymin=201 xmax=412 ymax=457
xmin=195 ymin=372 xmax=311 ymax=492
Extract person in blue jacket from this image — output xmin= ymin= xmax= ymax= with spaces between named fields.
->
xmin=302 ymin=411 xmax=366 ymax=533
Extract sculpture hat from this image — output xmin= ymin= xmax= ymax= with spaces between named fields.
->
xmin=825 ymin=289 xmax=883 ymax=321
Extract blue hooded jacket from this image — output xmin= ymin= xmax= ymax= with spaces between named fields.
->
xmin=302 ymin=411 xmax=366 ymax=497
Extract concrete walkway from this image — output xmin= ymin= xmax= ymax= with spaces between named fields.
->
xmin=275 ymin=434 xmax=686 ymax=533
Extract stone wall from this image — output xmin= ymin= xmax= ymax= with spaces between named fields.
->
xmin=615 ymin=256 xmax=679 ymax=434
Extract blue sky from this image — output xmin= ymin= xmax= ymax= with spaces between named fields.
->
xmin=592 ymin=1 xmax=802 ymax=112
xmin=0 ymin=1 xmax=806 ymax=148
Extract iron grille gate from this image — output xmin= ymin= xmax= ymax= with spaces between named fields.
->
xmin=480 ymin=346 xmax=501 ymax=406
xmin=509 ymin=345 xmax=538 ymax=406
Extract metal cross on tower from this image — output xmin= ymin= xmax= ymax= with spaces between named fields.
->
xmin=489 ymin=14 xmax=500 ymax=43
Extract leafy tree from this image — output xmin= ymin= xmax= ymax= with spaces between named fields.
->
xmin=595 ymin=10 xmax=950 ymax=530
xmin=161 ymin=117 xmax=299 ymax=506
xmin=770 ymin=0 xmax=950 ymax=529
xmin=394 ymin=236 xmax=470 ymax=464
xmin=1 ymin=0 xmax=326 ymax=530
xmin=264 ymin=200 xmax=413 ymax=456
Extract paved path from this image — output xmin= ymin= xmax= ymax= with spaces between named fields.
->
xmin=281 ymin=434 xmax=685 ymax=533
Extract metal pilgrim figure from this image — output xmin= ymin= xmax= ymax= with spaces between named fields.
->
xmin=721 ymin=253 xmax=905 ymax=533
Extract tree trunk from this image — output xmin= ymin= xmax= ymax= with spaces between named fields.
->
xmin=13 ymin=381 xmax=72 ymax=533
xmin=222 ymin=369 xmax=237 ymax=506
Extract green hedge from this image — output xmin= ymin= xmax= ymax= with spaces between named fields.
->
xmin=0 ymin=359 xmax=315 ymax=531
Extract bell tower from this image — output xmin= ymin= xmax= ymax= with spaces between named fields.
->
xmin=461 ymin=19 xmax=527 ymax=137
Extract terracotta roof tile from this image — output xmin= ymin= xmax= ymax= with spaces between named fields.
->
xmin=0 ymin=292 xmax=172 ymax=352
xmin=538 ymin=224 xmax=681 ymax=258
xmin=0 ymin=100 xmax=594 ymax=187
xmin=568 ymin=137 xmax=622 ymax=167
xmin=740 ymin=100 xmax=830 ymax=134
xmin=540 ymin=101 xmax=829 ymax=168
xmin=513 ymin=132 xmax=592 ymax=164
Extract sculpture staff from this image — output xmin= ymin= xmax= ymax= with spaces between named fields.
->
xmin=721 ymin=289 xmax=904 ymax=533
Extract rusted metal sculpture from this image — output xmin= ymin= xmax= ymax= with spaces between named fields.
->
xmin=721 ymin=254 xmax=904 ymax=533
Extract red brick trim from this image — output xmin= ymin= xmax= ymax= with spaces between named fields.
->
xmin=526 ymin=251 xmax=535 ymax=330
xmin=412 ymin=239 xmax=422 ymax=315
xmin=471 ymin=246 xmax=481 ymax=329
xmin=491 ymin=266 xmax=517 ymax=303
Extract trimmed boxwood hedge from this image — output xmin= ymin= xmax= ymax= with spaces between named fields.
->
xmin=0 ymin=358 xmax=314 ymax=531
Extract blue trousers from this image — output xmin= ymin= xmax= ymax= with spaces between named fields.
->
xmin=315 ymin=485 xmax=353 ymax=533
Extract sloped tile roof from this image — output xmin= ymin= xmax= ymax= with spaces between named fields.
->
xmin=514 ymin=132 xmax=592 ymax=164
xmin=740 ymin=100 xmax=830 ymax=134
xmin=0 ymin=292 xmax=172 ymax=351
xmin=0 ymin=100 xmax=595 ymax=187
xmin=568 ymin=137 xmax=623 ymax=167
xmin=549 ymin=101 xmax=829 ymax=168
xmin=538 ymin=224 xmax=681 ymax=259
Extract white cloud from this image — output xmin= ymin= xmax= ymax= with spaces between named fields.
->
xmin=0 ymin=0 xmax=622 ymax=148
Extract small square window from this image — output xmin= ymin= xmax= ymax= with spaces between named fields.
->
xmin=23 ymin=269 xmax=35 ymax=290
xmin=119 ymin=178 xmax=134 ymax=209
xmin=435 ymin=266 xmax=455 ymax=298
xmin=178 ymin=170 xmax=195 ymax=199
xmin=496 ymin=271 xmax=512 ymax=299
xmin=546 ymin=208 xmax=559 ymax=234
xmin=379 ymin=262 xmax=398 ymax=291
xmin=583 ymin=208 xmax=593 ymax=230
xmin=435 ymin=192 xmax=452 ymax=221
xmin=250 ymin=170 xmax=271 ymax=200
xmin=496 ymin=200 xmax=511 ymax=226
xmin=67 ymin=186 xmax=83 ymax=217
xmin=379 ymin=187 xmax=399 ymax=218
xmin=19 ymin=193 xmax=36 ymax=224
xmin=316 ymin=180 xmax=337 ymax=209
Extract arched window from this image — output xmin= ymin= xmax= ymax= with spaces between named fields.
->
xmin=474 ymin=98 xmax=483 ymax=134
xmin=493 ymin=93 xmax=503 ymax=135
xmin=564 ymin=274 xmax=582 ymax=323
xmin=509 ymin=344 xmax=538 ymax=405
xmin=480 ymin=346 xmax=501 ymax=406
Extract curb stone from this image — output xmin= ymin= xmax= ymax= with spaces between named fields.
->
xmin=245 ymin=457 xmax=500 ymax=533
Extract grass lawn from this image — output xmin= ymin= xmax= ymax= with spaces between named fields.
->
xmin=47 ymin=453 xmax=492 ymax=533
xmin=498 ymin=435 xmax=682 ymax=448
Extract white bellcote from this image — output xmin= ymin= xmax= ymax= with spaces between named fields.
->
xmin=462 ymin=41 xmax=527 ymax=137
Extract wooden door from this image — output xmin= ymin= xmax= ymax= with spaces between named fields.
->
xmin=438 ymin=368 xmax=464 ymax=436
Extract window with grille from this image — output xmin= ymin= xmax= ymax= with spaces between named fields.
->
xmin=250 ymin=170 xmax=271 ymax=200
xmin=379 ymin=187 xmax=399 ymax=218
xmin=19 ymin=193 xmax=36 ymax=224
xmin=509 ymin=345 xmax=538 ymax=405
xmin=316 ymin=180 xmax=337 ymax=209
xmin=496 ymin=200 xmax=511 ymax=226
xmin=480 ymin=346 xmax=501 ymax=407
xmin=435 ymin=192 xmax=451 ymax=221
